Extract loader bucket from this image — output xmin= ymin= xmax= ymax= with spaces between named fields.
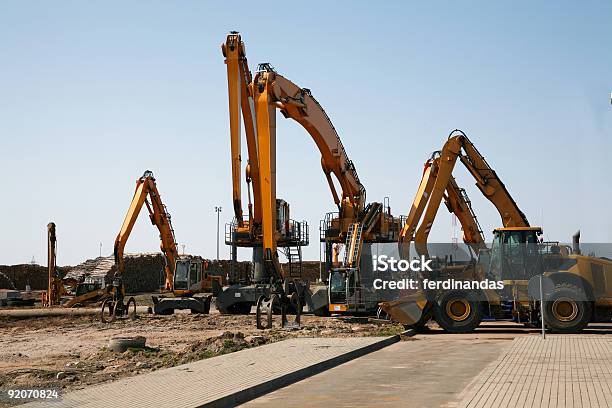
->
xmin=379 ymin=291 xmax=429 ymax=326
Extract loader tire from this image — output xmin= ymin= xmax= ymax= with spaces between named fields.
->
xmin=434 ymin=290 xmax=483 ymax=333
xmin=544 ymin=283 xmax=592 ymax=333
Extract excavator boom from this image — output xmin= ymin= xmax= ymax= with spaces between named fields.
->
xmin=401 ymin=130 xmax=528 ymax=256
xmin=445 ymin=176 xmax=486 ymax=251
xmin=263 ymin=69 xmax=366 ymax=210
xmin=400 ymin=152 xmax=486 ymax=258
xmin=114 ymin=170 xmax=179 ymax=291
xmin=223 ymin=32 xmax=261 ymax=226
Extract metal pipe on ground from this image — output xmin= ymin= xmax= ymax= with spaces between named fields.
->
xmin=0 ymin=306 xmax=150 ymax=318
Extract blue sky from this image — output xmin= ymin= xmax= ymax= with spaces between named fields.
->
xmin=0 ymin=1 xmax=610 ymax=265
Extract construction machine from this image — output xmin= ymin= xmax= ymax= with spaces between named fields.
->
xmin=42 ymin=222 xmax=109 ymax=308
xmin=219 ymin=32 xmax=309 ymax=325
xmin=43 ymin=222 xmax=63 ymax=306
xmin=219 ymin=32 xmax=403 ymax=324
xmin=380 ymin=130 xmax=612 ymax=333
xmin=113 ymin=170 xmax=221 ymax=315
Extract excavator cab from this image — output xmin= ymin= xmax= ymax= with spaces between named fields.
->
xmin=486 ymin=227 xmax=543 ymax=281
xmin=328 ymin=268 xmax=354 ymax=311
xmin=173 ymin=258 xmax=202 ymax=294
xmin=153 ymin=257 xmax=213 ymax=315
xmin=173 ymin=257 xmax=222 ymax=297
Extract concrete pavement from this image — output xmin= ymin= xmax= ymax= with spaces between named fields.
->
xmin=458 ymin=335 xmax=612 ymax=408
xmin=243 ymin=335 xmax=511 ymax=407
xmin=20 ymin=336 xmax=398 ymax=408
xmin=244 ymin=323 xmax=612 ymax=407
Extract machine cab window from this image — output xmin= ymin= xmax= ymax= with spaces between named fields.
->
xmin=174 ymin=261 xmax=189 ymax=290
xmin=189 ymin=261 xmax=202 ymax=291
xmin=488 ymin=228 xmax=542 ymax=280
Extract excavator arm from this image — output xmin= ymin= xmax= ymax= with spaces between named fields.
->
xmin=250 ymin=64 xmax=369 ymax=281
xmin=455 ymin=132 xmax=529 ymax=228
xmin=256 ymin=65 xmax=365 ymax=212
xmin=416 ymin=130 xmax=528 ymax=240
xmin=399 ymin=154 xmax=486 ymax=258
xmin=223 ymin=32 xmax=402 ymax=324
xmin=402 ymin=130 xmax=528 ymax=256
xmin=114 ymin=170 xmax=179 ymax=291
xmin=444 ymin=176 xmax=486 ymax=251
xmin=223 ymin=32 xmax=261 ymax=227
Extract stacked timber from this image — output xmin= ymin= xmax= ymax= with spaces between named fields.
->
xmin=64 ymin=253 xmax=164 ymax=293
xmin=0 ymin=264 xmax=71 ymax=290
xmin=120 ymin=253 xmax=165 ymax=293
xmin=0 ymin=255 xmax=320 ymax=293
xmin=63 ymin=256 xmax=114 ymax=284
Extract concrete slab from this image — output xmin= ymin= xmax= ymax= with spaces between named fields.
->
xmin=243 ymin=335 xmax=512 ymax=407
xmin=457 ymin=335 xmax=612 ymax=408
xmin=21 ymin=336 xmax=397 ymax=408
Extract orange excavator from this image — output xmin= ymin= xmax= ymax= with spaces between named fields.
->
xmin=219 ymin=32 xmax=402 ymax=325
xmin=381 ymin=130 xmax=612 ymax=333
xmin=42 ymin=222 xmax=110 ymax=308
xmin=112 ymin=170 xmax=221 ymax=316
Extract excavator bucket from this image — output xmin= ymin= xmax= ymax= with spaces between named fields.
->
xmin=379 ymin=291 xmax=430 ymax=327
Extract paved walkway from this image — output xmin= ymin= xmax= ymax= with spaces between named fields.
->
xmin=458 ymin=336 xmax=612 ymax=408
xmin=22 ymin=337 xmax=394 ymax=408
xmin=243 ymin=336 xmax=509 ymax=407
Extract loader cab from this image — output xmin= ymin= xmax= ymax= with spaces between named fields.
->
xmin=75 ymin=282 xmax=102 ymax=297
xmin=173 ymin=258 xmax=203 ymax=293
xmin=487 ymin=227 xmax=543 ymax=280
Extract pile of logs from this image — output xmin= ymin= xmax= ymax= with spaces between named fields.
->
xmin=0 ymin=264 xmax=69 ymax=290
xmin=1 ymin=255 xmax=323 ymax=292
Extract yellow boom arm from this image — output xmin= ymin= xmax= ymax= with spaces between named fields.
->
xmin=224 ymin=33 xmax=369 ymax=282
xmin=256 ymin=65 xmax=365 ymax=212
xmin=250 ymin=63 xmax=368 ymax=279
xmin=223 ymin=32 xmax=261 ymax=227
xmin=401 ymin=130 xmax=528 ymax=256
xmin=400 ymin=156 xmax=486 ymax=257
xmin=114 ymin=171 xmax=179 ymax=291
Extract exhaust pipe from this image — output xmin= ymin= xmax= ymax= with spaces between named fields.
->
xmin=572 ymin=230 xmax=581 ymax=255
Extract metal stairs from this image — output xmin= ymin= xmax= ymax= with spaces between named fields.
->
xmin=283 ymin=246 xmax=303 ymax=278
xmin=344 ymin=223 xmax=363 ymax=268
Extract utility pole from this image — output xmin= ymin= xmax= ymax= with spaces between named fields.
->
xmin=99 ymin=242 xmax=102 ymax=258
xmin=215 ymin=206 xmax=222 ymax=260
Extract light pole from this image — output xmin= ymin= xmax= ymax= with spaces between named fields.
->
xmin=215 ymin=206 xmax=222 ymax=260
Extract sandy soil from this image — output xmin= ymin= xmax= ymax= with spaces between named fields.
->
xmin=0 ymin=310 xmax=403 ymax=402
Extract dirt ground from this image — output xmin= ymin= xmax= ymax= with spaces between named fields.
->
xmin=0 ymin=308 xmax=403 ymax=401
